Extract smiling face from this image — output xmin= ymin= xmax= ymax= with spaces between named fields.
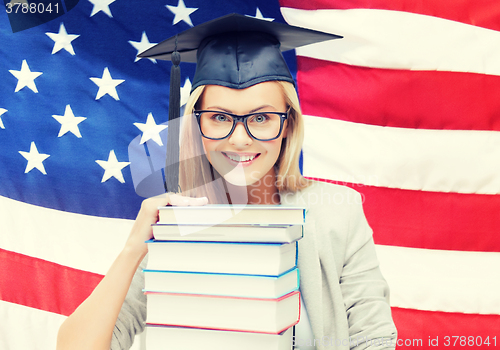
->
xmin=198 ymin=82 xmax=288 ymax=187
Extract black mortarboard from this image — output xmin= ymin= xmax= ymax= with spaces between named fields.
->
xmin=138 ymin=13 xmax=341 ymax=193
xmin=139 ymin=13 xmax=341 ymax=90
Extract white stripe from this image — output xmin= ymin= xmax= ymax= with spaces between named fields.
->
xmin=302 ymin=115 xmax=500 ymax=194
xmin=0 ymin=301 xmax=144 ymax=350
xmin=282 ymin=7 xmax=500 ymax=76
xmin=0 ymin=301 xmax=66 ymax=350
xmin=0 ymin=195 xmax=134 ymax=274
xmin=375 ymin=245 xmax=500 ymax=314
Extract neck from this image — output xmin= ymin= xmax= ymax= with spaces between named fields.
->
xmin=224 ymin=168 xmax=280 ymax=205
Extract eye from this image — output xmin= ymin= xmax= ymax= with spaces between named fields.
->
xmin=250 ymin=114 xmax=270 ymax=123
xmin=211 ymin=113 xmax=231 ymax=122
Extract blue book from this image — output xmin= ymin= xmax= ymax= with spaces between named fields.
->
xmin=146 ymin=240 xmax=298 ymax=276
xmin=143 ymin=267 xmax=299 ymax=299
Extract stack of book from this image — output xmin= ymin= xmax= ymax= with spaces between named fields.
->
xmin=143 ymin=204 xmax=304 ymax=350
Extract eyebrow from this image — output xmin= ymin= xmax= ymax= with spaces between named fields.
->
xmin=203 ymin=105 xmax=276 ymax=114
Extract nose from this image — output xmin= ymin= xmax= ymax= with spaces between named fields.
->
xmin=228 ymin=121 xmax=252 ymax=146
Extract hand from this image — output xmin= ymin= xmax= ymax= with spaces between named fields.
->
xmin=124 ymin=193 xmax=208 ymax=258
xmin=57 ymin=193 xmax=207 ymax=350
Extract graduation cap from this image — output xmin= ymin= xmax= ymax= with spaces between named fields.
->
xmin=138 ymin=13 xmax=341 ymax=194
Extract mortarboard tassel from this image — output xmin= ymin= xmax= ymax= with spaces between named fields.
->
xmin=165 ymin=36 xmax=181 ymax=193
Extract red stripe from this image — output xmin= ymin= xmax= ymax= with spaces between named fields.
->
xmin=0 ymin=249 xmax=103 ymax=316
xmin=392 ymin=307 xmax=500 ymax=349
xmin=306 ymin=178 xmax=500 ymax=252
xmin=297 ymin=57 xmax=500 ymax=131
xmin=279 ymin=0 xmax=500 ymax=32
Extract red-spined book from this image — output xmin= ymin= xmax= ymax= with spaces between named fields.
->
xmin=145 ymin=290 xmax=301 ymax=334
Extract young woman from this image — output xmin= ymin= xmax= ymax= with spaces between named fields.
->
xmin=57 ymin=14 xmax=397 ymax=350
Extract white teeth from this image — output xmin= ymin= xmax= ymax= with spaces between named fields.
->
xmin=225 ymin=153 xmax=256 ymax=162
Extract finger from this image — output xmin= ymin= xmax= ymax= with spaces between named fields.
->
xmin=189 ymin=197 xmax=208 ymax=205
xmin=148 ymin=193 xmax=171 ymax=207
xmin=169 ymin=193 xmax=190 ymax=206
xmin=187 ymin=196 xmax=208 ymax=206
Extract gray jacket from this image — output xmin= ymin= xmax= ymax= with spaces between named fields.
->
xmin=111 ymin=181 xmax=397 ymax=349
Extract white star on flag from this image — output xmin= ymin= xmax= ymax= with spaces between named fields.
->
xmin=90 ymin=67 xmax=125 ymax=100
xmin=166 ymin=0 xmax=198 ymax=26
xmin=45 ymin=23 xmax=80 ymax=55
xmin=129 ymin=32 xmax=158 ymax=63
xmin=88 ymin=0 xmax=116 ymax=17
xmin=0 ymin=108 xmax=6 ymax=129
xmin=133 ymin=113 xmax=168 ymax=146
xmin=180 ymin=78 xmax=192 ymax=106
xmin=9 ymin=60 xmax=43 ymax=93
xmin=249 ymin=8 xmax=274 ymax=21
xmin=95 ymin=150 xmax=130 ymax=183
xmin=52 ymin=105 xmax=87 ymax=138
xmin=19 ymin=142 xmax=50 ymax=175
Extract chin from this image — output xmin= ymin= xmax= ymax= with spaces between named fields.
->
xmin=222 ymin=169 xmax=258 ymax=187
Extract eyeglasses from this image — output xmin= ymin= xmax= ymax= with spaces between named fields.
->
xmin=194 ymin=110 xmax=289 ymax=141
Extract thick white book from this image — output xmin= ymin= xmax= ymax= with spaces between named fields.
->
xmin=145 ymin=325 xmax=294 ymax=350
xmin=157 ymin=204 xmax=305 ymax=225
xmin=145 ymin=290 xmax=300 ymax=334
xmin=143 ymin=267 xmax=299 ymax=299
xmin=152 ymin=223 xmax=303 ymax=243
xmin=146 ymin=240 xmax=297 ymax=275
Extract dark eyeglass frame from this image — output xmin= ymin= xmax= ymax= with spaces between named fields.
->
xmin=193 ymin=109 xmax=289 ymax=141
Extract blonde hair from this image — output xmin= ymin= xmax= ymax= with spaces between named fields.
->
xmin=178 ymin=81 xmax=310 ymax=203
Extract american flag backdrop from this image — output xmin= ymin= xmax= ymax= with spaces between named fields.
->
xmin=1 ymin=0 xmax=499 ymax=349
